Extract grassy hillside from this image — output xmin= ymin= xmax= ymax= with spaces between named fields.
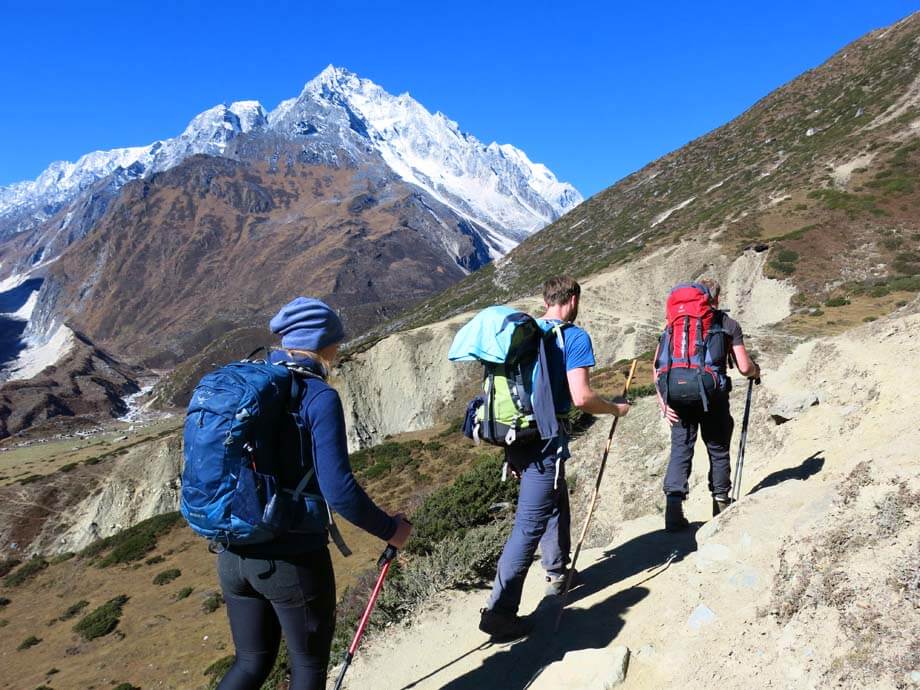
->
xmin=349 ymin=12 xmax=920 ymax=349
xmin=0 ymin=423 xmax=505 ymax=689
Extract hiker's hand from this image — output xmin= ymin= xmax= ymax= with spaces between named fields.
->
xmin=610 ymin=395 xmax=630 ymax=416
xmin=662 ymin=404 xmax=680 ymax=425
xmin=388 ymin=514 xmax=412 ymax=549
xmin=749 ymin=363 xmax=762 ymax=381
xmin=510 ymin=467 xmax=520 ymax=480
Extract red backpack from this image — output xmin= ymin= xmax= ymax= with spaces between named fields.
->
xmin=654 ymin=283 xmax=729 ymax=410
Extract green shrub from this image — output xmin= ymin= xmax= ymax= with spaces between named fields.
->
xmin=893 ymin=251 xmax=920 ymax=276
xmin=3 ymin=557 xmax=49 ymax=587
xmin=807 ymin=189 xmax=886 ymax=217
xmin=174 ymin=586 xmax=194 ymax=601
xmin=863 ymin=316 xmax=878 ymax=322
xmin=776 ymin=249 xmax=799 ymax=263
xmin=0 ymin=597 xmax=10 ymax=608
xmin=202 ymin=592 xmax=223 ymax=614
xmin=80 ymin=512 xmax=181 ymax=567
xmin=153 ymin=569 xmax=181 ymax=586
xmin=332 ymin=520 xmax=511 ymax=662
xmin=18 ymin=474 xmax=43 ymax=485
xmin=769 ymin=260 xmax=796 ymax=275
xmin=73 ymin=595 xmax=129 ymax=641
xmin=809 ymin=309 xmax=825 ymax=317
xmin=59 ymin=600 xmax=89 ymax=621
xmin=869 ymin=285 xmax=891 ymax=298
xmin=629 ymin=384 xmax=658 ymax=398
xmin=825 ymin=296 xmax=851 ymax=308
xmin=112 ymin=684 xmax=141 ymax=690
xmin=17 ymin=635 xmax=42 ymax=651
xmin=0 ymin=558 xmax=21 ymax=577
xmin=204 ymin=655 xmax=235 ymax=689
xmin=35 ymin=686 xmax=53 ymax=690
xmin=145 ymin=555 xmax=165 ymax=566
xmin=84 ymin=456 xmax=103 ymax=466
xmin=896 ymin=300 xmax=909 ymax=307
xmin=49 ymin=552 xmax=75 ymax=565
xmin=408 ymin=455 xmax=518 ymax=555
xmin=59 ymin=462 xmax=79 ymax=472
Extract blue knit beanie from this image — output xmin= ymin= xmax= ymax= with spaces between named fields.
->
xmin=269 ymin=297 xmax=345 ymax=351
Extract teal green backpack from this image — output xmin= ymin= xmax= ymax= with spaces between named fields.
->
xmin=448 ymin=306 xmax=562 ymax=446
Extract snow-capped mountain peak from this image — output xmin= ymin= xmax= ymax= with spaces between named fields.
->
xmin=284 ymin=65 xmax=582 ymax=250
xmin=1 ymin=67 xmax=581 ymax=259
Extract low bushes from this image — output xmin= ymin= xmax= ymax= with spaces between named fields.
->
xmin=3 ymin=557 xmax=48 ymax=587
xmin=408 ymin=455 xmax=518 ymax=555
xmin=174 ymin=586 xmax=194 ymax=601
xmin=73 ymin=595 xmax=129 ymax=641
xmin=59 ymin=600 xmax=89 ymax=621
xmin=204 ymin=655 xmax=235 ymax=689
xmin=80 ymin=512 xmax=181 ymax=567
xmin=202 ymin=592 xmax=223 ymax=614
xmin=153 ymin=568 xmax=181 ymax=586
xmin=17 ymin=635 xmax=41 ymax=651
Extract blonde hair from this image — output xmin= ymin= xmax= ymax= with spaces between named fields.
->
xmin=698 ymin=278 xmax=721 ymax=301
xmin=283 ymin=348 xmax=334 ymax=375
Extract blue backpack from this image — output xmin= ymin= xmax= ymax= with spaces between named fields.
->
xmin=180 ymin=359 xmax=332 ymax=548
xmin=448 ymin=306 xmax=562 ymax=446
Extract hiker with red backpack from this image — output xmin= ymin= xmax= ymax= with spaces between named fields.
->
xmin=181 ymin=297 xmax=411 ymax=690
xmin=449 ymin=276 xmax=630 ymax=640
xmin=653 ymin=279 xmax=760 ymax=532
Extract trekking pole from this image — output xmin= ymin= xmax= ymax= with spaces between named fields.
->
xmin=730 ymin=376 xmax=759 ymax=503
xmin=333 ymin=544 xmax=399 ymax=690
xmin=554 ymin=358 xmax=638 ymax=633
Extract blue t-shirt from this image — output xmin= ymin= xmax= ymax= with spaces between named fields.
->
xmin=539 ymin=320 xmax=596 ymax=414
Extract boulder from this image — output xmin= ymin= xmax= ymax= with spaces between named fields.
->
xmin=769 ymin=392 xmax=820 ymax=425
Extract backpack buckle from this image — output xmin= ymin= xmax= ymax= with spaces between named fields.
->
xmin=504 ymin=427 xmax=517 ymax=445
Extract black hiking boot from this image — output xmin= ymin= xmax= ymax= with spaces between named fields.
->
xmin=712 ymin=494 xmax=734 ymax=516
xmin=479 ymin=607 xmax=533 ymax=641
xmin=665 ymin=494 xmax=690 ymax=532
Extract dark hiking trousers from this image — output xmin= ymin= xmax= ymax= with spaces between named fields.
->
xmin=663 ymin=395 xmax=734 ymax=498
xmin=486 ymin=437 xmax=571 ymax=615
xmin=216 ymin=548 xmax=336 ymax=690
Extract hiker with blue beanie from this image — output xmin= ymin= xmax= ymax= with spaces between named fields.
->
xmin=214 ymin=297 xmax=412 ymax=690
xmin=478 ymin=276 xmax=630 ymax=641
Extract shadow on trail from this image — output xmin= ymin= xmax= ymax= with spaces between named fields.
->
xmin=747 ymin=451 xmax=825 ymax=496
xmin=432 ymin=527 xmax=699 ymax=690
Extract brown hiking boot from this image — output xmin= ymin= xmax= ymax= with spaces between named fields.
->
xmin=479 ymin=608 xmax=533 ymax=641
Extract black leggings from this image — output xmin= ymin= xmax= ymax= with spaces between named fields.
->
xmin=216 ymin=548 xmax=336 ymax=690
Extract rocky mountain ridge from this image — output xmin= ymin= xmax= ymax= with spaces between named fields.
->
xmin=0 ymin=65 xmax=580 ymax=270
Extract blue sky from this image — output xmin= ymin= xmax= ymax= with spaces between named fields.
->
xmin=0 ymin=1 xmax=916 ymax=197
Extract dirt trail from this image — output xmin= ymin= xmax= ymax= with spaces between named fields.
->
xmin=335 ymin=305 xmax=920 ymax=689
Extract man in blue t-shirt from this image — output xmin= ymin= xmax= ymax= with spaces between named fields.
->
xmin=479 ymin=276 xmax=631 ymax=641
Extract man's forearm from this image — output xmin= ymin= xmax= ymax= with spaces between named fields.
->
xmin=575 ymin=390 xmax=624 ymax=416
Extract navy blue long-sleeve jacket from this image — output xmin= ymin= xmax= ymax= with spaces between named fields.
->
xmin=230 ymin=352 xmax=396 ymax=556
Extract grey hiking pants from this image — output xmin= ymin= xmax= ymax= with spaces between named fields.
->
xmin=663 ymin=395 xmax=734 ymax=497
xmin=486 ymin=437 xmax=571 ymax=615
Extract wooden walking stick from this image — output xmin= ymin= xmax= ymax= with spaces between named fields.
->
xmin=554 ymin=358 xmax=638 ymax=632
